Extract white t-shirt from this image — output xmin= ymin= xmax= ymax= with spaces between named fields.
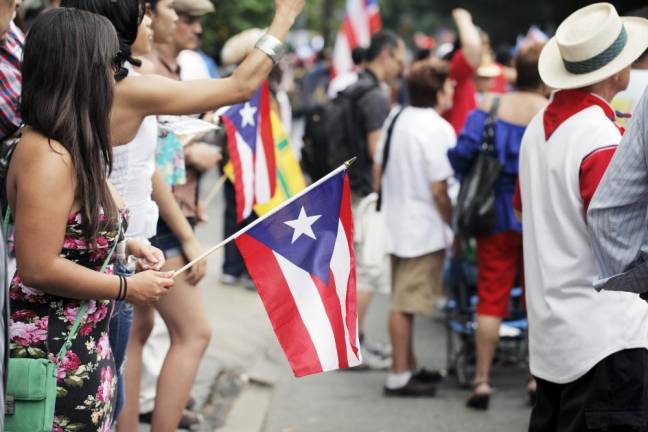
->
xmin=518 ymin=94 xmax=648 ymax=383
xmin=376 ymin=106 xmax=456 ymax=258
xmin=177 ymin=49 xmax=211 ymax=81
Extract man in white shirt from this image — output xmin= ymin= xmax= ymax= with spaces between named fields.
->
xmin=514 ymin=4 xmax=648 ymax=430
xmin=376 ymin=61 xmax=455 ymax=396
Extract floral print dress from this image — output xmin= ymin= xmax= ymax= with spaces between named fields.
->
xmin=9 ymin=210 xmax=125 ymax=432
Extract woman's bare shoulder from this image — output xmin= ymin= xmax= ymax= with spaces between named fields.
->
xmin=9 ymin=128 xmax=75 ymax=201
xmin=16 ymin=128 xmax=72 ymax=165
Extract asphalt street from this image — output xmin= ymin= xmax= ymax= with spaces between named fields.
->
xmin=262 ymin=293 xmax=532 ymax=432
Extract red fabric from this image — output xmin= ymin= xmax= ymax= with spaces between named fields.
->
xmin=259 ymin=80 xmax=277 ymax=197
xmin=235 ymin=233 xmax=324 ymax=377
xmin=443 ymin=50 xmax=477 ymax=134
xmin=513 ymin=177 xmax=522 ymax=213
xmin=311 ymin=271 xmax=349 ymax=369
xmin=221 ymin=115 xmax=247 ymax=223
xmin=340 ymin=175 xmax=359 ymax=358
xmin=579 ymin=145 xmax=617 ymax=218
xmin=544 ymin=90 xmax=621 ymax=141
xmin=489 ymin=64 xmax=508 ymax=94
xmin=476 ymin=231 xmax=524 ymax=318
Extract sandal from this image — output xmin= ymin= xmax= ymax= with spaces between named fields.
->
xmin=466 ymin=382 xmax=491 ymax=411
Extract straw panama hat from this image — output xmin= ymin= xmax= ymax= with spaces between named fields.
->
xmin=538 ymin=2 xmax=648 ymax=90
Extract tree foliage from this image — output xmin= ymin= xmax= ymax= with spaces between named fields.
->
xmin=200 ymin=0 xmax=647 ymax=62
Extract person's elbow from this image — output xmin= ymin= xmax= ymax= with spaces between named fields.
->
xmin=17 ymin=261 xmax=53 ymax=289
xmin=227 ymin=75 xmax=258 ymax=104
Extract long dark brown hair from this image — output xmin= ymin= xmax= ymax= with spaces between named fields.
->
xmin=61 ymin=0 xmax=147 ymax=80
xmin=21 ymin=7 xmax=119 ymax=241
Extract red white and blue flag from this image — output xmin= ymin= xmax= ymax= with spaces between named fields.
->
xmin=235 ymin=167 xmax=361 ymax=377
xmin=222 ymin=80 xmax=276 ymax=223
xmin=332 ymin=0 xmax=382 ymax=76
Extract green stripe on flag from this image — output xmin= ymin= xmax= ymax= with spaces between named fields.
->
xmin=277 ymin=169 xmax=290 ymax=196
xmin=277 ymin=138 xmax=289 ymax=151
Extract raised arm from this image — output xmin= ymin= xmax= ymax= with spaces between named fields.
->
xmin=452 ymin=8 xmax=482 ymax=69
xmin=120 ymin=0 xmax=304 ymax=118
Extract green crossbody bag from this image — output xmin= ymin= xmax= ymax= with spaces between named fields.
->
xmin=3 ymin=208 xmax=120 ymax=432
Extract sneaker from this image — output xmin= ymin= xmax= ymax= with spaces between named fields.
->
xmin=238 ymin=274 xmax=256 ymax=291
xmin=383 ymin=376 xmax=437 ymax=397
xmin=220 ymin=274 xmax=239 ymax=285
xmin=357 ymin=345 xmax=391 ymax=370
xmin=363 ymin=339 xmax=392 ymax=358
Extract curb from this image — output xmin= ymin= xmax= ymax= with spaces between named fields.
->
xmin=217 ymin=382 xmax=273 ymax=432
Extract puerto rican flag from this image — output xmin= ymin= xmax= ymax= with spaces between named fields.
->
xmin=235 ymin=168 xmax=361 ymax=376
xmin=222 ymin=80 xmax=276 ymax=222
xmin=332 ymin=0 xmax=382 ymax=76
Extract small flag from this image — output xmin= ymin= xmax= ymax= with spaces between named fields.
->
xmin=222 ymin=81 xmax=276 ymax=222
xmin=235 ymin=168 xmax=361 ymax=377
xmin=332 ymin=0 xmax=382 ymax=76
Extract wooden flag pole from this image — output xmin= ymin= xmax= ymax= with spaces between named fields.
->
xmin=202 ymin=174 xmax=228 ymax=208
xmin=171 ymin=158 xmax=356 ymax=278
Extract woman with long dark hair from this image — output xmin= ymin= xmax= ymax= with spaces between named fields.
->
xmin=59 ymin=0 xmax=304 ymax=430
xmin=6 ymin=8 xmax=174 ymax=429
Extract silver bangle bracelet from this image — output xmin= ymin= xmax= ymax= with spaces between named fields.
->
xmin=255 ymin=34 xmax=286 ymax=65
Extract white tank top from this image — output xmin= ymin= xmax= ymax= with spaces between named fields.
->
xmin=109 ymin=67 xmax=159 ymax=240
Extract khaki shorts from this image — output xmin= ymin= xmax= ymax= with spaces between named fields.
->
xmin=390 ymin=250 xmax=445 ymax=316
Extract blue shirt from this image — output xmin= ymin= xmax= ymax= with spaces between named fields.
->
xmin=448 ymin=109 xmax=525 ymax=234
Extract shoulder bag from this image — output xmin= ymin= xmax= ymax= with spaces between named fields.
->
xmin=452 ymin=97 xmax=503 ymax=237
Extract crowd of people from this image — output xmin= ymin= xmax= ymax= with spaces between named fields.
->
xmin=0 ymin=0 xmax=647 ymax=431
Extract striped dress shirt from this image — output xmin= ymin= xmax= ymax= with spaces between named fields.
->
xmin=0 ymin=22 xmax=23 ymax=142
xmin=588 ymin=88 xmax=648 ymax=293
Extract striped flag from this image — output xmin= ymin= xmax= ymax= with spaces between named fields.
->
xmin=235 ymin=168 xmax=361 ymax=376
xmin=332 ymin=0 xmax=382 ymax=76
xmin=253 ymin=109 xmax=306 ymax=216
xmin=224 ymin=105 xmax=307 ymax=216
xmin=222 ymin=81 xmax=276 ymax=222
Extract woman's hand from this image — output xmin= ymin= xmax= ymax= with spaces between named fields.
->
xmin=274 ymin=0 xmax=305 ymax=23
xmin=127 ymin=239 xmax=166 ymax=271
xmin=181 ymin=236 xmax=206 ymax=285
xmin=126 ymin=270 xmax=174 ymax=305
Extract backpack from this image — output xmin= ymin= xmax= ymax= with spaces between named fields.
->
xmin=301 ymin=80 xmax=378 ymax=181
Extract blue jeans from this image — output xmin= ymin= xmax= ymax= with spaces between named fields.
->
xmin=109 ymin=264 xmax=134 ymax=422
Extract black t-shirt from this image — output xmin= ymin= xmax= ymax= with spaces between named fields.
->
xmin=349 ymin=70 xmax=390 ymax=197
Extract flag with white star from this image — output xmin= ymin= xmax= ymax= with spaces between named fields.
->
xmin=235 ymin=169 xmax=361 ymax=376
xmin=222 ymin=80 xmax=276 ymax=222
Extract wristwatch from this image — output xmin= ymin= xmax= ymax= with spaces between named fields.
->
xmin=255 ymin=34 xmax=286 ymax=65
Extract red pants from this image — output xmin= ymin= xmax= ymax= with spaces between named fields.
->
xmin=476 ymin=231 xmax=523 ymax=318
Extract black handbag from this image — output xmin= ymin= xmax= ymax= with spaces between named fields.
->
xmin=452 ymin=97 xmax=503 ymax=237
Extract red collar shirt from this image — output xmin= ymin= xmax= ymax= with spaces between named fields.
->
xmin=515 ymin=89 xmax=648 ymax=383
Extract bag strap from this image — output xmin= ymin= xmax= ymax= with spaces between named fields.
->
xmin=54 ymin=216 xmax=122 ymax=363
xmin=482 ymin=96 xmax=500 ymax=152
xmin=376 ymin=106 xmax=406 ymax=212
